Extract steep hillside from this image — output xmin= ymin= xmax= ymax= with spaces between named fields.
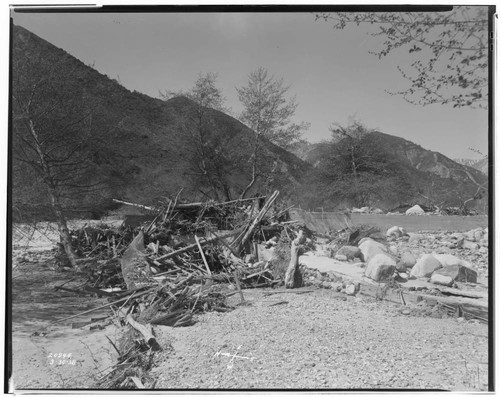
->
xmin=11 ymin=25 xmax=309 ymax=220
xmin=370 ymin=132 xmax=487 ymax=186
xmin=295 ymin=131 xmax=488 ymax=212
xmin=454 ymin=158 xmax=489 ymax=175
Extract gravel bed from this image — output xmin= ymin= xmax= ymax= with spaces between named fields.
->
xmin=152 ymin=288 xmax=489 ymax=391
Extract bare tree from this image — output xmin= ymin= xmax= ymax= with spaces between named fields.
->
xmin=161 ymin=73 xmax=238 ymax=201
xmin=316 ymin=6 xmax=490 ymax=108
xmin=12 ymin=49 xmax=102 ymax=267
xmin=236 ymin=67 xmax=309 ymax=198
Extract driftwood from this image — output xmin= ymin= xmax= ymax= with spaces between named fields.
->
xmin=51 ymin=289 xmax=153 ymax=324
xmin=284 ymin=241 xmax=301 ymax=289
xmin=194 ymin=235 xmax=212 ymax=276
xmin=233 ymin=270 xmax=246 ymax=304
xmin=126 ymin=314 xmax=161 ymax=351
xmin=156 ymin=229 xmax=241 ymax=262
xmin=232 ymin=190 xmax=280 ymax=253
xmin=112 ymin=199 xmax=155 ymax=211
xmin=173 ymin=195 xmax=267 ymax=209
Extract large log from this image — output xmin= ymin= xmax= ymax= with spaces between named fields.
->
xmin=285 ymin=242 xmax=301 ymax=289
xmin=126 ymin=314 xmax=161 ymax=351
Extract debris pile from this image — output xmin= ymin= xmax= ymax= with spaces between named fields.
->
xmin=50 ymin=191 xmax=320 ymax=388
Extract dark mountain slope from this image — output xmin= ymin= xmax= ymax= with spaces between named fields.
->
xmin=295 ymin=132 xmax=488 ymax=212
xmin=11 ymin=25 xmax=309 ymax=219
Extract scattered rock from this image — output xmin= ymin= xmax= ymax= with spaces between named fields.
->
xmin=459 ymin=240 xmax=480 ymax=250
xmin=334 ymin=254 xmax=348 ymax=261
xmin=364 ymin=254 xmax=396 ymax=282
xmin=410 ymin=254 xmax=442 ymax=278
xmin=345 ymin=283 xmax=359 ymax=296
xmin=430 ymin=273 xmax=454 ymax=287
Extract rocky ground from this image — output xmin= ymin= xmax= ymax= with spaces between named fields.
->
xmin=151 ymin=288 xmax=488 ymax=390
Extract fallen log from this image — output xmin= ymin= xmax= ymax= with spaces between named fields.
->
xmin=263 ymin=288 xmax=316 ymax=296
xmin=126 ymin=314 xmax=161 ymax=351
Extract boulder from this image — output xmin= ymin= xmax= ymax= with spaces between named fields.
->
xmin=334 ymin=254 xmax=348 ymax=261
xmin=336 ymin=245 xmax=362 ymax=260
xmin=359 ymin=239 xmax=388 ymax=263
xmin=364 ymin=254 xmax=396 ymax=282
xmin=358 ymin=237 xmax=372 ymax=246
xmin=459 ymin=240 xmax=479 ymax=250
xmin=345 ymin=282 xmax=360 ymax=296
xmin=406 ymin=205 xmax=425 ymax=216
xmin=430 ymin=273 xmax=454 ymax=287
xmin=386 ymin=226 xmax=402 ymax=238
xmin=410 ymin=254 xmax=443 ymax=278
xmin=433 ymin=264 xmax=477 ymax=283
xmin=464 ymin=228 xmax=483 ymax=242
xmin=372 ymin=208 xmax=384 ymax=214
xmin=401 ymin=251 xmax=417 ymax=268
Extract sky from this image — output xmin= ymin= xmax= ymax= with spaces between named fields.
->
xmin=11 ymin=7 xmax=490 ymax=160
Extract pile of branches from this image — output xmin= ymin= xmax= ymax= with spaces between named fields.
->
xmin=52 ymin=190 xmax=319 ymax=388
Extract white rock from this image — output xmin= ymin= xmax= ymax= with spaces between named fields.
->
xmin=364 ymin=254 xmax=396 ymax=282
xmin=410 ymin=254 xmax=443 ymax=278
xmin=430 ymin=273 xmax=454 ymax=287
xmin=334 ymin=254 xmax=348 ymax=261
xmin=359 ymin=239 xmax=388 ymax=263
xmin=460 ymin=240 xmax=480 ymax=250
xmin=386 ymin=226 xmax=402 ymax=238
xmin=406 ymin=205 xmax=425 ymax=216
xmin=432 ymin=253 xmax=466 ymax=267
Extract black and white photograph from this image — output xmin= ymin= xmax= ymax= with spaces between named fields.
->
xmin=7 ymin=4 xmax=493 ymax=393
